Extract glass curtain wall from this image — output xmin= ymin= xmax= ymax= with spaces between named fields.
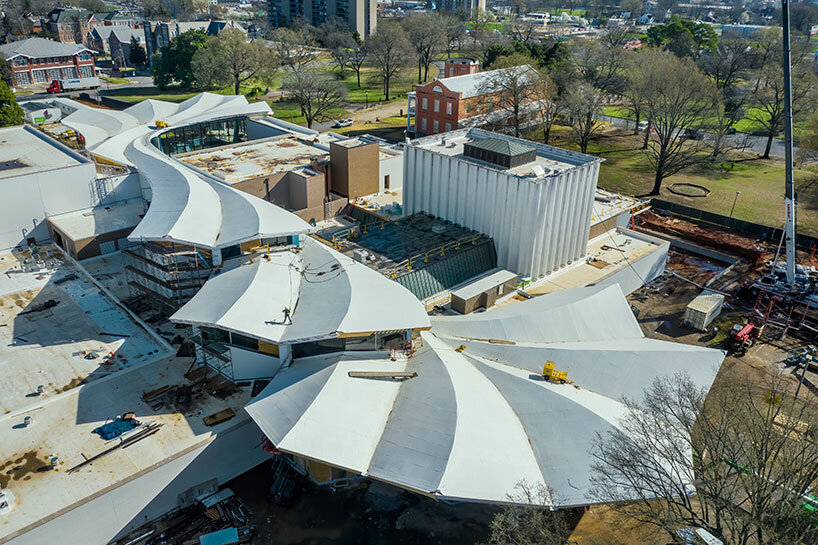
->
xmin=151 ymin=117 xmax=248 ymax=155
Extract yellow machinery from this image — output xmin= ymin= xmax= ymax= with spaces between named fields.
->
xmin=542 ymin=361 xmax=569 ymax=384
xmin=155 ymin=120 xmax=168 ymax=128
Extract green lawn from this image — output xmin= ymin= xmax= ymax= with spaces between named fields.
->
xmin=100 ymin=80 xmax=270 ymax=103
xmin=540 ymin=128 xmax=818 ymax=236
xmin=268 ymin=99 xmax=347 ymax=126
xmin=331 ymin=65 xmax=436 ymax=105
xmin=601 ymin=105 xmax=806 ymax=138
xmin=100 ymin=76 xmax=130 ymax=85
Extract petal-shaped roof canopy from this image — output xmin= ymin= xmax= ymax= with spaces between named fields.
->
xmin=246 ymin=285 xmax=725 ymax=507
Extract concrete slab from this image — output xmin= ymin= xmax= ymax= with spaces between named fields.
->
xmin=0 ymin=246 xmax=170 ymax=416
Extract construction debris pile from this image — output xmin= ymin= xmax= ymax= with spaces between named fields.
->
xmin=638 ymin=211 xmax=765 ymax=262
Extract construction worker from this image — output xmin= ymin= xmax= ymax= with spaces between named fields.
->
xmin=282 ymin=307 xmax=292 ymax=325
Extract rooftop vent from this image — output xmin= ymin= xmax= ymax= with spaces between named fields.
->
xmin=463 ymin=138 xmax=536 ymax=169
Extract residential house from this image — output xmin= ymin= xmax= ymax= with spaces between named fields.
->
xmin=0 ymin=37 xmax=96 ymax=86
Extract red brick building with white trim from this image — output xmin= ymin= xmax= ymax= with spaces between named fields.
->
xmin=410 ymin=64 xmax=537 ymax=136
xmin=0 ymin=37 xmax=97 ymax=87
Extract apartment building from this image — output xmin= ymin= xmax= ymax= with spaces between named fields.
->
xmin=435 ymin=0 xmax=485 ymax=14
xmin=266 ymin=0 xmax=377 ymax=36
xmin=410 ymin=63 xmax=537 ymax=136
xmin=0 ymin=37 xmax=96 ymax=86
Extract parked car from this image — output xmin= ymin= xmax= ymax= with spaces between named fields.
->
xmin=726 ymin=127 xmax=737 ymax=135
xmin=638 ymin=120 xmax=649 ymax=131
xmin=333 ymin=118 xmax=353 ymax=128
xmin=684 ymin=128 xmax=704 ymax=140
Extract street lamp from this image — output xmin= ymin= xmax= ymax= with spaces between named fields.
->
xmin=729 ymin=191 xmax=741 ymax=218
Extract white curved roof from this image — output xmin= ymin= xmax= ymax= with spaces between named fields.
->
xmin=246 ymin=284 xmax=725 ymax=507
xmin=56 ymin=93 xmax=312 ymax=248
xmin=171 ymin=237 xmax=431 ymax=343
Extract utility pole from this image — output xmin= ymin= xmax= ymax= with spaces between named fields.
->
xmin=782 ymin=0 xmax=797 ymax=286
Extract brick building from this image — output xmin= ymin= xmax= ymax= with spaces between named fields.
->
xmin=0 ymin=37 xmax=97 ymax=87
xmin=442 ymin=57 xmax=479 ymax=78
xmin=409 ymin=64 xmax=537 ymax=136
xmin=46 ymin=8 xmax=140 ymax=44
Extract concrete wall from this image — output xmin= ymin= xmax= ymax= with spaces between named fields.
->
xmin=404 ymin=141 xmax=600 ymax=280
xmin=6 ymin=418 xmax=269 ymax=545
xmin=379 ymin=154 xmax=403 ymax=192
xmin=0 ymin=160 xmax=98 ymax=251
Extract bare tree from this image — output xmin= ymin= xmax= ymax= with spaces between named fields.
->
xmin=627 ymin=48 xmax=718 ymax=195
xmin=591 ymin=371 xmax=818 ymax=545
xmin=572 ymin=38 xmax=626 ymax=94
xmin=325 ymin=30 xmax=355 ymax=77
xmin=747 ymin=56 xmax=816 ymax=159
xmin=192 ymin=28 xmax=277 ymax=95
xmin=505 ymin=16 xmax=540 ymax=47
xmin=346 ymin=43 xmax=368 ymax=89
xmin=532 ymin=70 xmax=562 ymax=145
xmin=441 ymin=14 xmax=465 ymax=59
xmin=477 ymin=54 xmax=537 ymax=138
xmin=270 ymin=27 xmax=317 ymax=72
xmin=696 ymin=37 xmax=754 ymax=95
xmin=405 ymin=14 xmax=446 ymax=84
xmin=367 ymin=21 xmax=411 ymax=101
xmin=480 ymin=482 xmax=576 ymax=545
xmin=282 ymin=70 xmax=346 ymax=128
xmin=565 ymin=81 xmax=605 ymax=153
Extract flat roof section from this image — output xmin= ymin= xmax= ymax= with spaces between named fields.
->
xmin=0 ymin=354 xmax=254 ymax=543
xmin=524 ymin=229 xmax=667 ymax=297
xmin=0 ymin=125 xmax=84 ymax=181
xmin=414 ymin=132 xmax=574 ymax=176
xmin=47 ymin=201 xmax=145 ymax=242
xmin=0 ymin=245 xmax=172 ymax=417
xmin=179 ymin=136 xmax=328 ymax=184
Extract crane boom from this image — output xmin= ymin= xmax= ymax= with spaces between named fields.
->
xmin=782 ymin=0 xmax=797 ymax=285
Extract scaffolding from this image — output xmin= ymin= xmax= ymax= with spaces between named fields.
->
xmin=123 ymin=241 xmax=214 ymax=313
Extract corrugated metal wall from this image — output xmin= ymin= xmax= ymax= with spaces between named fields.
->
xmin=403 ymin=144 xmax=599 ymax=280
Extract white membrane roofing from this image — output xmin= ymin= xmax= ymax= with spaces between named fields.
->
xmin=51 ymin=93 xmax=312 ymax=248
xmin=170 ymin=237 xmax=432 ymax=343
xmin=246 ymin=284 xmax=725 ymax=506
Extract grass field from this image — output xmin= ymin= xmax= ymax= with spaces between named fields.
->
xmin=100 ymin=80 xmax=270 ymax=103
xmin=330 ymin=64 xmax=437 ymax=105
xmin=601 ymin=105 xmax=808 ymax=137
xmin=100 ymin=76 xmax=131 ymax=85
xmin=268 ymin=99 xmax=347 ymax=126
xmin=539 ymin=127 xmax=818 ymax=236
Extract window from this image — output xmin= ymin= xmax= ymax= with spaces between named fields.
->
xmin=384 ymin=175 xmax=390 ymax=189
xmin=421 ymin=97 xmax=427 ymax=110
xmin=445 ymin=122 xmax=451 ymax=132
xmin=449 ymin=68 xmax=454 ymax=76
xmin=433 ymin=85 xmax=442 ymax=92
xmin=434 ymin=99 xmax=439 ymax=113
xmin=446 ymin=102 xmax=452 ymax=115
xmin=464 ymin=103 xmax=470 ymax=114
xmin=13 ymin=57 xmax=27 ymax=67
xmin=421 ymin=117 xmax=427 ymax=131
xmin=433 ymin=120 xmax=439 ymax=133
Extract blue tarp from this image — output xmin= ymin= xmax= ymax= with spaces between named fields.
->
xmin=92 ymin=418 xmax=138 ymax=440
xmin=199 ymin=528 xmax=239 ymax=545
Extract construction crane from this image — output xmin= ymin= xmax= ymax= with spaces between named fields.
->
xmin=782 ymin=0 xmax=797 ymax=287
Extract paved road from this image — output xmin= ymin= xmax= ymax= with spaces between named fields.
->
xmin=599 ymin=114 xmax=794 ymax=160
xmin=17 ymin=76 xmax=154 ymax=102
